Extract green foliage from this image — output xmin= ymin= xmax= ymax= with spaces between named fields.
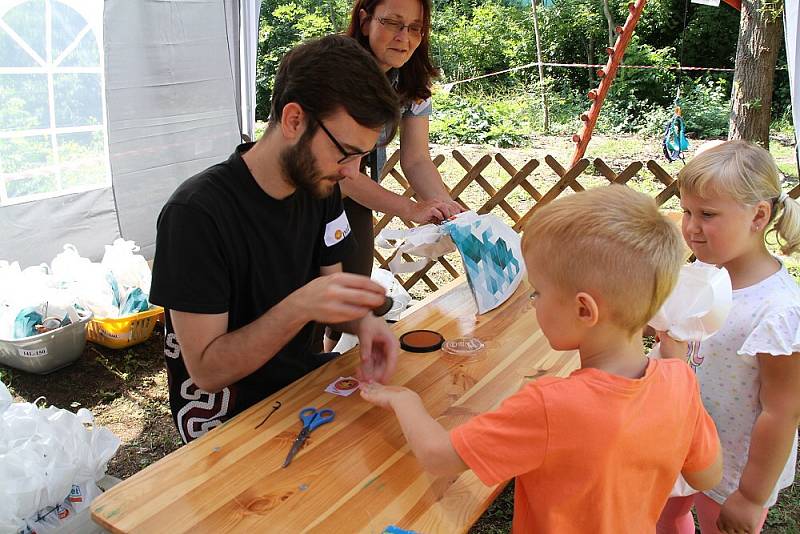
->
xmin=429 ymin=72 xmax=732 ymax=144
xmin=431 ymin=2 xmax=535 ymax=84
xmin=430 ymin=89 xmax=534 ymax=146
xmin=611 ymin=37 xmax=678 ymax=106
xmin=251 ymin=0 xmax=789 ymax=145
xmin=255 ymin=1 xmax=341 ymax=119
xmin=679 ymin=77 xmax=731 ymax=138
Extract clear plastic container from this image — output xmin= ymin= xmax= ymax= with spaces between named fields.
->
xmin=441 ymin=337 xmax=485 ymax=362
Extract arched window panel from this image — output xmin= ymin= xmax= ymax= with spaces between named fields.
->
xmin=59 ymin=32 xmax=100 ymax=67
xmin=0 ymin=0 xmax=109 ymax=206
xmin=3 ymin=0 xmax=47 ymax=63
xmin=0 ymin=31 xmax=37 ymax=67
xmin=0 ymin=74 xmax=49 ymax=129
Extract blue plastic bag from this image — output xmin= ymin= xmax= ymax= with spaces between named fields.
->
xmin=120 ymin=288 xmax=151 ymax=316
xmin=13 ymin=307 xmax=42 ymax=339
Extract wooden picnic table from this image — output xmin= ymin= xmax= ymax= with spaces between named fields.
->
xmin=91 ymin=278 xmax=580 ymax=534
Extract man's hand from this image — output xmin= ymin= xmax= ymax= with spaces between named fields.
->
xmin=354 ymin=314 xmax=398 ymax=383
xmin=360 ymin=382 xmax=417 ymax=410
xmin=717 ymin=490 xmax=766 ymax=534
xmin=290 ymin=272 xmax=386 ymax=325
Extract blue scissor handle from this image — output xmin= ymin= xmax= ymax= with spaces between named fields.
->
xmin=299 ymin=407 xmax=335 ymax=431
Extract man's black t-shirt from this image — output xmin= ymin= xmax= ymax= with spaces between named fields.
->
xmin=150 ymin=143 xmax=355 ymax=443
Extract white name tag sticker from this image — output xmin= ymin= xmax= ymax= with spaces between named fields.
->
xmin=18 ymin=347 xmax=48 ymax=358
xmin=324 ymin=211 xmax=351 ymax=247
xmin=99 ymin=328 xmax=132 ymax=341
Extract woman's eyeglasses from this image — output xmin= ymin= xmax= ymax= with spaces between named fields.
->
xmin=373 ymin=16 xmax=424 ymax=37
xmin=315 ymin=118 xmax=373 ymax=164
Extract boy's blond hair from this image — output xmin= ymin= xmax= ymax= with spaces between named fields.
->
xmin=522 ymin=185 xmax=683 ymax=334
xmin=679 ymin=140 xmax=800 ymax=255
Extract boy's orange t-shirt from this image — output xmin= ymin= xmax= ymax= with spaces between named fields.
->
xmin=450 ymin=358 xmax=719 ymax=534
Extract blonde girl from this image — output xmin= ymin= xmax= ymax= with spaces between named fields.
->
xmin=657 ymin=140 xmax=800 ymax=534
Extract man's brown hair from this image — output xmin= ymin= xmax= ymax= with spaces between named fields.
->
xmin=269 ymin=34 xmax=400 ymax=143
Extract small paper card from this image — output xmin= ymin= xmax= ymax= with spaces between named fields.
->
xmin=325 ymin=376 xmax=360 ymax=396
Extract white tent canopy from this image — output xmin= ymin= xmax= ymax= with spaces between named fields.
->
xmin=0 ymin=0 xmax=259 ymax=265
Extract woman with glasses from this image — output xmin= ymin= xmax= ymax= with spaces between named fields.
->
xmin=318 ymin=0 xmax=463 ymax=351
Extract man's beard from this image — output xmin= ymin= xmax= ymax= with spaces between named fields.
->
xmin=280 ymin=132 xmax=339 ymax=199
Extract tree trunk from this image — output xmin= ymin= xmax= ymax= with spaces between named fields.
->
xmin=728 ymin=0 xmax=783 ymax=148
xmin=530 ymin=0 xmax=550 ymax=132
xmin=601 ymin=0 xmax=616 ymax=48
xmin=328 ymin=0 xmax=337 ymax=28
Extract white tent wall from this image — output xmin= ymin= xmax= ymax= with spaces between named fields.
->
xmin=787 ymin=0 xmax=800 ymax=172
xmin=104 ymin=0 xmax=242 ymax=259
xmin=0 ymin=0 xmax=119 ymax=267
xmin=0 ymin=188 xmax=119 ymax=267
xmin=240 ymin=0 xmax=260 ymax=140
xmin=223 ymin=0 xmax=261 ymax=142
xmin=0 ymin=0 xmax=259 ymax=266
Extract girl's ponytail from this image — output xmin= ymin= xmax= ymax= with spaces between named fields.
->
xmin=773 ymin=193 xmax=800 ymax=255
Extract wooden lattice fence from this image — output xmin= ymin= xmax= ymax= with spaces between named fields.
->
xmin=373 ymin=149 xmax=800 ymax=295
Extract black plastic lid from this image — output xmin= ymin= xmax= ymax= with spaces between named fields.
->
xmin=400 ymin=329 xmax=445 ymax=353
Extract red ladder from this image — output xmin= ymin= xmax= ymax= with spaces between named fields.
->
xmin=568 ymin=0 xmax=742 ymax=169
xmin=569 ymin=0 xmax=649 ymax=169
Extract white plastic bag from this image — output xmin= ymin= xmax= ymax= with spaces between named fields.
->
xmin=101 ymin=239 xmax=152 ymax=295
xmin=370 ymin=268 xmax=413 ymax=321
xmin=0 ymin=392 xmax=121 ymax=532
xmin=445 ymin=211 xmax=526 ymax=314
xmin=50 ymin=245 xmax=92 ymax=286
xmin=0 ymin=380 xmax=11 ymax=416
xmin=649 ymin=262 xmax=732 ymax=343
xmin=0 ymin=263 xmax=51 ymax=310
xmin=375 ymin=224 xmax=456 ymax=274
xmin=376 ymin=212 xmax=526 ymax=314
xmin=50 ymin=245 xmax=120 ymax=319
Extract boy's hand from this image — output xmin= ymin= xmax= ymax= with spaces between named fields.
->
xmin=717 ymin=490 xmax=765 ymax=533
xmin=360 ymin=382 xmax=417 ymax=410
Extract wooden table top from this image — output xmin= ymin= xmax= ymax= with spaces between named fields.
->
xmin=91 ymin=278 xmax=580 ymax=534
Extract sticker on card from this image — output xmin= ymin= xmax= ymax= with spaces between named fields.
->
xmin=325 ymin=376 xmax=360 ymax=396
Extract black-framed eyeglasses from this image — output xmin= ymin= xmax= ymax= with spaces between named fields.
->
xmin=315 ymin=118 xmax=373 ymax=164
xmin=373 ymin=16 xmax=424 ymax=37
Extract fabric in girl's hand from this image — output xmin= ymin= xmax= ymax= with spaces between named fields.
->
xmin=649 ymin=262 xmax=732 ymax=342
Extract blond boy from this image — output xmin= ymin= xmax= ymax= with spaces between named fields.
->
xmin=361 ymin=185 xmax=722 ymax=533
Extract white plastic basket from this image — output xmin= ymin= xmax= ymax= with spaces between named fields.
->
xmin=0 ymin=312 xmax=92 ymax=374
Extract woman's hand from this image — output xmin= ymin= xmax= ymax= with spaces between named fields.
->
xmin=402 ymin=200 xmax=452 ymax=224
xmin=430 ymin=197 xmax=464 ymax=219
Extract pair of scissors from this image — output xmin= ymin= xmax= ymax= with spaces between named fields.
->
xmin=282 ymin=407 xmax=335 ymax=468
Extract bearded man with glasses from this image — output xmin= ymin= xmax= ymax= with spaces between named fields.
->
xmin=150 ymin=35 xmax=401 ymax=444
